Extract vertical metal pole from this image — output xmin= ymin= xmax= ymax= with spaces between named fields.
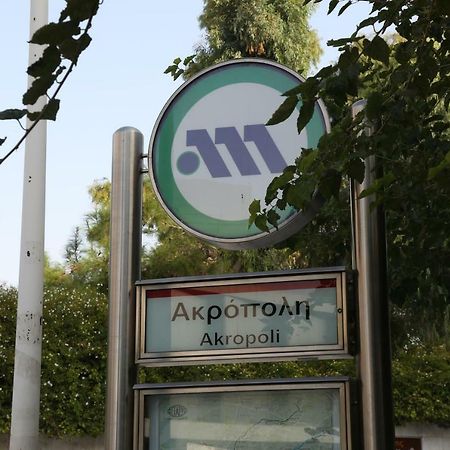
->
xmin=105 ymin=127 xmax=143 ymax=450
xmin=9 ymin=2 xmax=48 ymax=449
xmin=351 ymin=100 xmax=395 ymax=450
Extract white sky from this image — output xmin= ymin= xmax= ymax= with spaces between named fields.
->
xmin=0 ymin=0 xmax=371 ymax=286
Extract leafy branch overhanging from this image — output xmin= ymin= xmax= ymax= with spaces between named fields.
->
xmin=248 ymin=0 xmax=450 ymax=229
xmin=0 ymin=0 xmax=101 ymax=166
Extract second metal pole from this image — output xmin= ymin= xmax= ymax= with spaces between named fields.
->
xmin=351 ymin=100 xmax=395 ymax=450
xmin=105 ymin=127 xmax=143 ymax=450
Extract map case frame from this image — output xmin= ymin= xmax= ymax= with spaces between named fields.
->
xmin=133 ymin=377 xmax=358 ymax=450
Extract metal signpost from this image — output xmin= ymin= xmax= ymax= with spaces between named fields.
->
xmin=351 ymin=100 xmax=394 ymax=450
xmin=136 ymin=268 xmax=352 ymax=365
xmin=105 ymin=59 xmax=394 ymax=450
xmin=105 ymin=127 xmax=144 ymax=450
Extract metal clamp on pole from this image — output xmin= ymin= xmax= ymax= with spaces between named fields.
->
xmin=351 ymin=100 xmax=395 ymax=450
xmin=105 ymin=127 xmax=143 ymax=450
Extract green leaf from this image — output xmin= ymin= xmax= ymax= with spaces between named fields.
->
xmin=297 ymin=100 xmax=315 ymax=133
xmin=164 ymin=64 xmax=177 ymax=74
xmin=254 ymin=215 xmax=269 ymax=232
xmin=363 ymin=36 xmax=391 ymax=65
xmin=173 ymin=57 xmax=182 ymax=65
xmin=183 ymin=55 xmax=195 ymax=66
xmin=282 ymin=83 xmax=303 ymax=97
xmin=173 ymin=69 xmax=184 ymax=80
xmin=30 ymin=21 xmax=81 ymax=46
xmin=248 ymin=199 xmax=261 ymax=217
xmin=286 ymin=179 xmax=315 ymax=209
xmin=266 ymin=95 xmax=298 ymax=126
xmin=338 ymin=46 xmax=359 ymax=68
xmin=0 ymin=109 xmax=28 ymax=120
xmin=356 ymin=17 xmax=378 ymax=31
xmin=338 ymin=1 xmax=352 ymax=16
xmin=248 ymin=200 xmax=262 ymax=228
xmin=300 ymin=77 xmax=320 ymax=96
xmin=23 ymin=74 xmax=56 ymax=105
xmin=315 ymin=65 xmax=336 ymax=79
xmin=318 ymin=169 xmax=341 ymax=198
xmin=296 ymin=150 xmax=317 ymax=172
xmin=394 ymin=42 xmax=413 ymax=65
xmin=282 ymin=77 xmax=320 ymax=98
xmin=366 ymin=91 xmax=384 ymax=121
xmin=27 ymin=99 xmax=60 ymax=121
xmin=345 ymin=158 xmax=365 ymax=183
xmin=359 ymin=172 xmax=395 ymax=198
xmin=428 ymin=151 xmax=450 ymax=180
xmin=27 ymin=46 xmax=61 ymax=78
xmin=265 ymin=166 xmax=296 ymax=201
xmin=267 ymin=210 xmax=280 ymax=228
xmin=328 ymin=0 xmax=339 ymax=14
xmin=327 ymin=37 xmax=354 ymax=47
xmin=59 ymin=34 xmax=92 ymax=63
xmin=60 ymin=0 xmax=100 ymax=22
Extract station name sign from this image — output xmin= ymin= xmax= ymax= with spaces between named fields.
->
xmin=135 ymin=268 xmax=352 ymax=366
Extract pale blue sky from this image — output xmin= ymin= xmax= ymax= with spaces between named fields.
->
xmin=0 ymin=1 xmax=370 ymax=286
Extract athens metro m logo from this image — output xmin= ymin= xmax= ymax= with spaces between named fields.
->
xmin=177 ymin=124 xmax=287 ymax=177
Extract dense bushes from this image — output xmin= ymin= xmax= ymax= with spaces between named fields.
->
xmin=0 ymin=285 xmax=107 ymax=436
xmin=392 ymin=345 xmax=450 ymax=426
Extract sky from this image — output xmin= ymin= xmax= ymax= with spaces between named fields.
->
xmin=0 ymin=0 xmax=371 ymax=286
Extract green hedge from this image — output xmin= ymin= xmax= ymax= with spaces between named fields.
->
xmin=392 ymin=345 xmax=450 ymax=425
xmin=0 ymin=285 xmax=107 ymax=436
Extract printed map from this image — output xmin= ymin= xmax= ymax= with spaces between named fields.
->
xmin=147 ymin=389 xmax=343 ymax=450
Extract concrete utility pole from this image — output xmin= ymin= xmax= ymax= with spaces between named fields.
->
xmin=105 ymin=127 xmax=143 ymax=450
xmin=351 ymin=100 xmax=395 ymax=450
xmin=10 ymin=1 xmax=48 ymax=449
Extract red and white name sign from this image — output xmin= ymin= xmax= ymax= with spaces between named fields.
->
xmin=136 ymin=269 xmax=351 ymax=366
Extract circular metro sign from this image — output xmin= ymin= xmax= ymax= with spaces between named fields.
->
xmin=149 ymin=59 xmax=330 ymax=249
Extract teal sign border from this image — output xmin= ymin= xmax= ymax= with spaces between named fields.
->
xmin=150 ymin=59 xmax=329 ymax=243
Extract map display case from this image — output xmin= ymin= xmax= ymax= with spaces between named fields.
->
xmin=134 ymin=378 xmax=356 ymax=450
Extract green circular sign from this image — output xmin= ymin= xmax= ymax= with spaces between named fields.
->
xmin=149 ymin=59 xmax=330 ymax=249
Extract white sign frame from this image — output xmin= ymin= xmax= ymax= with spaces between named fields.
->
xmin=135 ymin=268 xmax=353 ymax=366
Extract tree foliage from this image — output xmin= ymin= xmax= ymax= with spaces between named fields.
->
xmin=392 ymin=344 xmax=450 ymax=426
xmin=0 ymin=286 xmax=17 ymax=434
xmin=0 ymin=284 xmax=107 ymax=436
xmin=73 ymin=179 xmax=295 ymax=281
xmin=250 ymin=0 xmax=450 ymax=347
xmin=166 ymin=0 xmax=321 ymax=79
